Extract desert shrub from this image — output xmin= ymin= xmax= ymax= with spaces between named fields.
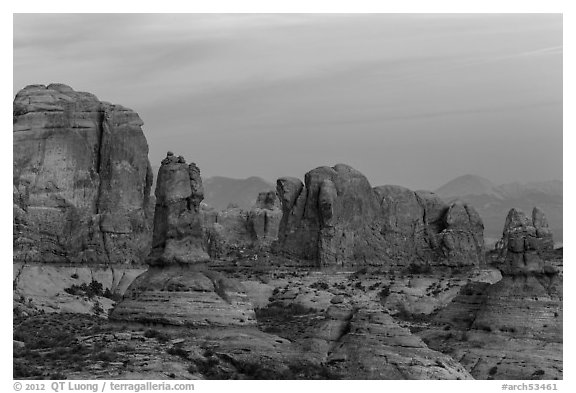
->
xmin=92 ymin=301 xmax=104 ymax=316
xmin=310 ymin=281 xmax=329 ymax=291
xmin=378 ymin=286 xmax=391 ymax=301
xmin=167 ymin=346 xmax=189 ymax=359
xmin=256 ymin=303 xmax=314 ymax=319
xmin=63 ymin=280 xmax=121 ymax=301
xmin=64 ymin=280 xmax=100 ymax=298
xmin=194 ymin=356 xmax=221 ymax=379
xmin=407 ymin=263 xmax=432 ymax=274
xmin=144 ymin=328 xmax=171 ymax=343
xmin=113 ymin=343 xmax=136 ymax=353
xmin=288 ymin=362 xmax=340 ymax=379
xmin=13 ymin=361 xmax=43 ymax=378
xmin=94 ymin=350 xmax=118 ymax=363
xmin=23 ymin=330 xmax=77 ymax=350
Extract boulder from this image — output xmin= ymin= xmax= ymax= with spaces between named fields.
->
xmin=13 ymin=84 xmax=153 ymax=264
xmin=275 ymin=164 xmax=484 ymax=268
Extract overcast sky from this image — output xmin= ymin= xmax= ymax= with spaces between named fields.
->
xmin=13 ymin=14 xmax=562 ymax=189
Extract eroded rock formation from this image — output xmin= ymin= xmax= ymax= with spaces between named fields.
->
xmin=111 ymin=153 xmax=256 ymax=327
xmin=420 ymin=207 xmax=562 ymax=380
xmin=148 ymin=153 xmax=209 ymax=265
xmin=13 ymin=84 xmax=153 ymax=264
xmin=495 ymin=207 xmax=556 ymax=274
xmin=275 ymin=164 xmax=484 ymax=268
xmin=202 ymin=190 xmax=282 ymax=258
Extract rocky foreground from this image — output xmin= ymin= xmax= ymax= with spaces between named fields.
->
xmin=13 ymin=85 xmax=562 ymax=380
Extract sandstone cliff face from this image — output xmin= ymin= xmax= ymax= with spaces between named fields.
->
xmin=13 ymin=84 xmax=153 ymax=265
xmin=275 ymin=164 xmax=484 ymax=268
xmin=111 ymin=153 xmax=256 ymax=327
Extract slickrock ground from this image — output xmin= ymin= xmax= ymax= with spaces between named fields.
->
xmin=13 ymin=249 xmax=562 ymax=380
xmin=13 ymin=263 xmax=146 ymax=316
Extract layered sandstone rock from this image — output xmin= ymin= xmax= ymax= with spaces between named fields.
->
xmin=419 ymin=208 xmax=562 ymax=379
xmin=202 ymin=191 xmax=282 ymax=258
xmin=495 ymin=207 xmax=556 ymax=274
xmin=423 ymin=268 xmax=562 ymax=379
xmin=326 ymin=307 xmax=473 ymax=379
xmin=13 ymin=84 xmax=153 ymax=264
xmin=111 ymin=153 xmax=256 ymax=326
xmin=111 ymin=267 xmax=256 ymax=326
xmin=275 ymin=164 xmax=484 ymax=268
xmin=148 ymin=153 xmax=209 ymax=265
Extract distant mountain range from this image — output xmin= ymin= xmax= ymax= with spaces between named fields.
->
xmin=435 ymin=175 xmax=562 ymax=246
xmin=150 ymin=166 xmax=275 ymax=211
xmin=202 ymin=176 xmax=275 ymax=210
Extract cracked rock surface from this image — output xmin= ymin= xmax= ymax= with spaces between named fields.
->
xmin=275 ymin=164 xmax=484 ymax=268
xmin=13 ymin=84 xmax=154 ymax=265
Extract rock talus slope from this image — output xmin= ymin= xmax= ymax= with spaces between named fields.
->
xmin=275 ymin=164 xmax=484 ymax=268
xmin=13 ymin=84 xmax=153 ymax=265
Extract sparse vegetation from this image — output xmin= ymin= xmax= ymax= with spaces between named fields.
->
xmin=406 ymin=263 xmax=432 ymax=274
xmin=64 ymin=280 xmax=121 ymax=301
xmin=144 ymin=329 xmax=171 ymax=343
xmin=310 ymin=281 xmax=329 ymax=291
xmin=167 ymin=346 xmax=189 ymax=359
xmin=378 ymin=286 xmax=390 ymax=302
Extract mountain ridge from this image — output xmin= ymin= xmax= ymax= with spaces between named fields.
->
xmin=435 ymin=174 xmax=562 ymax=245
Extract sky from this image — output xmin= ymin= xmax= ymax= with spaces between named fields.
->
xmin=13 ymin=13 xmax=562 ymax=190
